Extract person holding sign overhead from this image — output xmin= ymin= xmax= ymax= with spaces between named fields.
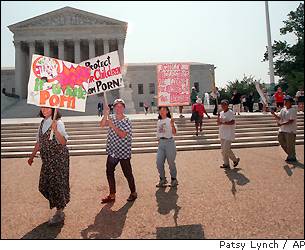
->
xmin=100 ymin=98 xmax=137 ymax=203
xmin=27 ymin=107 xmax=70 ymax=225
xmin=156 ymin=106 xmax=178 ymax=188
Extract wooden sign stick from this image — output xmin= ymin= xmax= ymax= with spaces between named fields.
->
xmin=49 ymin=108 xmax=58 ymax=140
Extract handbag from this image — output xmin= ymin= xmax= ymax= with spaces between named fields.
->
xmin=191 ymin=111 xmax=199 ymax=121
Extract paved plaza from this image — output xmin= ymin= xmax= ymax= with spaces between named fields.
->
xmin=1 ymin=145 xmax=304 ymax=239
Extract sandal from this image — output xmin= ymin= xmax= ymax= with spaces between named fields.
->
xmin=101 ymin=195 xmax=115 ymax=204
xmin=127 ymin=193 xmax=137 ymax=202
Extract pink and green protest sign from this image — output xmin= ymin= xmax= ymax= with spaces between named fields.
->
xmin=157 ymin=63 xmax=190 ymax=107
xmin=27 ymin=54 xmax=91 ymax=112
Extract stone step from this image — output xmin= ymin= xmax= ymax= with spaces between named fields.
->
xmin=2 ymin=134 xmax=304 ymax=152
xmin=2 ymin=140 xmax=304 ymax=158
xmin=1 ymin=114 xmax=304 ymax=128
xmin=1 ymin=124 xmax=304 ymax=138
xmin=2 ymin=118 xmax=304 ymax=132
xmin=3 ymin=130 xmax=304 ymax=147
xmin=1 ymin=127 xmax=304 ymax=142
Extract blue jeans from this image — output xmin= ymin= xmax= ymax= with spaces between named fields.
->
xmin=156 ymin=138 xmax=177 ymax=179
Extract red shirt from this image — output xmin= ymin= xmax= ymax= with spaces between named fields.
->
xmin=274 ymin=91 xmax=284 ymax=103
xmin=192 ymin=103 xmax=206 ymax=117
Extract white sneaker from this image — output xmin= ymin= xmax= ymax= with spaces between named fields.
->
xmin=170 ymin=179 xmax=179 ymax=187
xmin=156 ymin=179 xmax=168 ymax=188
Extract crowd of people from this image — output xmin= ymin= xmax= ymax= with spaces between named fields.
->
xmin=27 ymin=82 xmax=302 ymax=226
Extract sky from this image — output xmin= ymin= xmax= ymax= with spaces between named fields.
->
xmin=1 ymin=1 xmax=302 ymax=88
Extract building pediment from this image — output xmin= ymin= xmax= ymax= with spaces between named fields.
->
xmin=8 ymin=6 xmax=127 ymax=31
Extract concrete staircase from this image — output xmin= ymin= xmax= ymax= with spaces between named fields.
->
xmin=1 ymin=114 xmax=304 ymax=158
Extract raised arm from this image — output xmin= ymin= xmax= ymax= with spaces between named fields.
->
xmin=51 ymin=120 xmax=67 ymax=146
xmin=271 ymin=110 xmax=280 ymax=120
xmin=108 ymin=120 xmax=128 ymax=138
xmin=100 ymin=105 xmax=110 ymax=128
xmin=171 ymin=118 xmax=177 ymax=136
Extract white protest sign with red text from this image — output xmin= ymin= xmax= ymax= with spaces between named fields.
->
xmin=80 ymin=51 xmax=124 ymax=96
xmin=157 ymin=63 xmax=190 ymax=106
xmin=27 ymin=54 xmax=91 ymax=112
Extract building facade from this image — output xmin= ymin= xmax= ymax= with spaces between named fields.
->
xmin=2 ymin=6 xmax=215 ymax=115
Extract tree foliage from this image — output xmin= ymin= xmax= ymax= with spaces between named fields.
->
xmin=219 ymin=75 xmax=262 ymax=102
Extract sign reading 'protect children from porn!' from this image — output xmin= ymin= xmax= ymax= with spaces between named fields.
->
xmin=80 ymin=50 xmax=124 ymax=96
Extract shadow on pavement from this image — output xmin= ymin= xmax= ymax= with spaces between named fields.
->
xmin=155 ymin=187 xmax=204 ymax=239
xmin=224 ymin=168 xmax=250 ymax=198
xmin=21 ymin=221 xmax=64 ymax=239
xmin=80 ymin=201 xmax=134 ymax=239
xmin=283 ymin=161 xmax=304 ymax=176
xmin=155 ymin=187 xmax=181 ymax=226
xmin=156 ymin=224 xmax=204 ymax=239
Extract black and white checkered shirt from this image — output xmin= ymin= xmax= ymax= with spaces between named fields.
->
xmin=106 ymin=115 xmax=132 ymax=159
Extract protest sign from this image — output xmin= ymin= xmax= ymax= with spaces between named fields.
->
xmin=255 ymin=82 xmax=268 ymax=105
xmin=80 ymin=51 xmax=124 ymax=96
xmin=157 ymin=63 xmax=190 ymax=106
xmin=27 ymin=54 xmax=91 ymax=112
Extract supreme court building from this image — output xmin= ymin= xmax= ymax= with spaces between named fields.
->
xmin=2 ymin=6 xmax=215 ymax=114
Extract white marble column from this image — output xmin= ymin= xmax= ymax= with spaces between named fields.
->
xmin=74 ymin=39 xmax=81 ymax=63
xmin=28 ymin=41 xmax=35 ymax=65
xmin=58 ymin=40 xmax=64 ymax=60
xmin=103 ymin=39 xmax=109 ymax=54
xmin=117 ymin=38 xmax=136 ymax=113
xmin=14 ymin=41 xmax=24 ymax=99
xmin=43 ymin=40 xmax=50 ymax=57
xmin=117 ymin=38 xmax=124 ymax=67
xmin=89 ymin=39 xmax=95 ymax=58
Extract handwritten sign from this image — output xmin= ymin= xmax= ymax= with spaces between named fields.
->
xmin=157 ymin=63 xmax=190 ymax=106
xmin=27 ymin=54 xmax=91 ymax=112
xmin=80 ymin=51 xmax=124 ymax=96
xmin=255 ymin=82 xmax=268 ymax=105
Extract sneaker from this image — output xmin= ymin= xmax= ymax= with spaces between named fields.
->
xmin=156 ymin=178 xmax=168 ymax=188
xmin=233 ymin=158 xmax=240 ymax=167
xmin=170 ymin=179 xmax=179 ymax=187
xmin=48 ymin=210 xmax=65 ymax=225
xmin=220 ymin=164 xmax=230 ymax=169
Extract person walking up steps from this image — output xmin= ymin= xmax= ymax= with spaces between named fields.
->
xmin=100 ymin=99 xmax=137 ymax=203
xmin=28 ymin=107 xmax=70 ymax=226
xmin=271 ymin=95 xmax=298 ymax=163
xmin=156 ymin=106 xmax=178 ymax=188
xmin=217 ymin=100 xmax=240 ymax=169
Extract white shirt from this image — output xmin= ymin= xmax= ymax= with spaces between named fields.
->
xmin=210 ymin=91 xmax=220 ymax=99
xmin=296 ymin=90 xmax=304 ymax=97
xmin=157 ymin=118 xmax=177 ymax=139
xmin=36 ymin=117 xmax=69 ymax=142
xmin=219 ymin=109 xmax=235 ymax=141
xmin=278 ymin=107 xmax=297 ymax=134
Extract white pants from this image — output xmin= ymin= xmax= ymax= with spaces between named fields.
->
xmin=220 ymin=139 xmax=238 ymax=166
xmin=233 ymin=104 xmax=241 ymax=114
